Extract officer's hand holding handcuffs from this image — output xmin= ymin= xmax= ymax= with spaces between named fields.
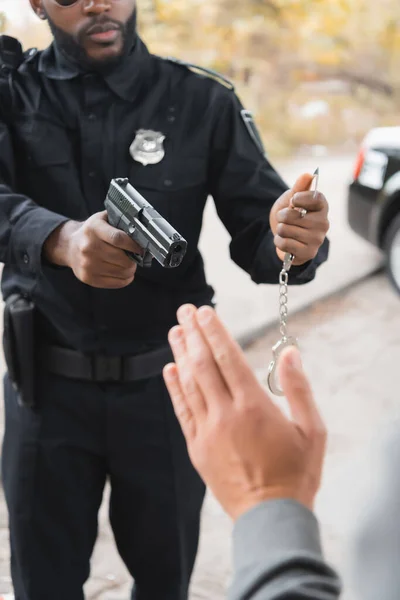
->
xmin=44 ymin=211 xmax=142 ymax=289
xmin=270 ymin=173 xmax=330 ymax=265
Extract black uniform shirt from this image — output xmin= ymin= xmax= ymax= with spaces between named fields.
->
xmin=0 ymin=37 xmax=329 ymax=355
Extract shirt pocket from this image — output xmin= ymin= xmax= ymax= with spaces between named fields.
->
xmin=15 ymin=115 xmax=67 ymax=157
xmin=130 ymin=156 xmax=207 ymax=189
xmin=13 ymin=117 xmax=84 ymax=218
xmin=129 ymin=156 xmax=209 ymax=234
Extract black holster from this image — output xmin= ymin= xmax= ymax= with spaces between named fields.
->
xmin=3 ymin=294 xmax=36 ymax=408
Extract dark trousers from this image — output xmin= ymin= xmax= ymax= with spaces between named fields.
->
xmin=1 ymin=371 xmax=205 ymax=600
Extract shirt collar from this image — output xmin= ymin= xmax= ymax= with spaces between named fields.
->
xmin=38 ymin=37 xmax=152 ymax=102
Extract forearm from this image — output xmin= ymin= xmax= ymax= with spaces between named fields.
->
xmin=229 ymin=499 xmax=341 ymax=600
xmin=0 ymin=183 xmax=70 ymax=272
xmin=43 ymin=219 xmax=80 ymax=267
xmin=0 ymin=119 xmax=71 ymax=275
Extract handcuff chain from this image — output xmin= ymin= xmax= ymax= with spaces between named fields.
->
xmin=268 ymin=168 xmax=319 ymax=397
xmin=279 ymin=257 xmax=291 ymax=338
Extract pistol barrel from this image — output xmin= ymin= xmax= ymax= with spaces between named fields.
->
xmin=105 ymin=178 xmax=187 ymax=268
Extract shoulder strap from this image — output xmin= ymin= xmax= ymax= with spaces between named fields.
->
xmin=0 ymin=35 xmax=24 ymax=73
xmin=161 ymin=56 xmax=235 ymax=91
xmin=0 ymin=36 xmax=26 ymax=122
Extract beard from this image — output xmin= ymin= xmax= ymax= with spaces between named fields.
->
xmin=45 ymin=7 xmax=138 ymax=74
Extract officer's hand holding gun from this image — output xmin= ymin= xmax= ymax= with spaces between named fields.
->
xmin=44 ymin=178 xmax=187 ymax=289
xmin=44 ymin=210 xmax=141 ymax=289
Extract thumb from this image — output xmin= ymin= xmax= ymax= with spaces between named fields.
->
xmin=94 ymin=212 xmax=143 ymax=254
xmin=291 ymin=173 xmax=314 ymax=195
xmin=278 ymin=346 xmax=321 ymax=435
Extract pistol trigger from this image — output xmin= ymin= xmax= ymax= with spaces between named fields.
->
xmin=125 ymin=250 xmax=138 ymax=262
xmin=125 ymin=250 xmax=153 ymax=268
xmin=142 ymin=250 xmax=153 ymax=268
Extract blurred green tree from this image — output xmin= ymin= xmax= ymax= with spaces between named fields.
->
xmin=2 ymin=0 xmax=399 ymax=154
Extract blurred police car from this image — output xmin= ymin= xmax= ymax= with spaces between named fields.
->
xmin=348 ymin=126 xmax=400 ymax=294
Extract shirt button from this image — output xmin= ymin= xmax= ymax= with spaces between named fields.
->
xmin=23 ymin=253 xmax=29 ymax=264
xmin=167 ymin=115 xmax=176 ymax=123
xmin=164 ymin=179 xmax=173 ymax=187
xmin=88 ymin=171 xmax=96 ymax=178
xmin=87 ymin=113 xmax=97 ymax=121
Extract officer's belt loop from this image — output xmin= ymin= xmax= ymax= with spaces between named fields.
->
xmin=39 ymin=344 xmax=173 ymax=383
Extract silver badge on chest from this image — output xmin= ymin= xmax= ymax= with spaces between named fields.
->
xmin=129 ymin=129 xmax=166 ymax=166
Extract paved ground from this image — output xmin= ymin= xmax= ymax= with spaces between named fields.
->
xmin=199 ymin=154 xmax=382 ymax=342
xmin=1 ymin=270 xmax=400 ymax=599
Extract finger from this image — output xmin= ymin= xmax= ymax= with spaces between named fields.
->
xmin=101 ymin=267 xmax=137 ymax=280
xmin=100 ymin=262 xmax=138 ymax=279
xmin=80 ymin=234 xmax=138 ymax=270
xmin=272 ymin=175 xmax=316 ymax=213
xmin=290 ymin=173 xmax=314 ymax=195
xmin=291 ymin=191 xmax=328 ymax=214
xmin=91 ymin=256 xmax=137 ymax=279
xmin=277 ymin=207 xmax=311 ymax=229
xmin=194 ymin=306 xmax=260 ymax=402
xmin=276 ymin=223 xmax=327 ymax=247
xmin=88 ymin=275 xmax=136 ymax=289
xmin=274 ymin=235 xmax=308 ymax=259
xmin=163 ymin=363 xmax=196 ymax=441
xmin=176 ymin=305 xmax=230 ymax=410
xmin=278 ymin=346 xmax=325 ymax=437
xmin=95 ymin=213 xmax=143 ymax=254
xmin=277 ymin=207 xmax=329 ymax=231
xmin=168 ymin=325 xmax=208 ymax=418
xmin=100 ymin=243 xmax=142 ymax=270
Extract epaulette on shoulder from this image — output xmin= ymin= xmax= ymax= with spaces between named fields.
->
xmin=0 ymin=35 xmax=24 ymax=75
xmin=24 ymin=47 xmax=39 ymax=63
xmin=162 ymin=56 xmax=235 ymax=91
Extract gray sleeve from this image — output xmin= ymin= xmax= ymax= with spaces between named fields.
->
xmin=229 ymin=499 xmax=342 ymax=600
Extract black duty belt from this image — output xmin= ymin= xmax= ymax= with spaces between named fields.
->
xmin=39 ymin=344 xmax=174 ymax=383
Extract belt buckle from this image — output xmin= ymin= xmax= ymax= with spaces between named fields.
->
xmin=92 ymin=355 xmax=123 ymax=382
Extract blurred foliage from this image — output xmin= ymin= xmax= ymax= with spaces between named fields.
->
xmin=1 ymin=0 xmax=400 ymax=156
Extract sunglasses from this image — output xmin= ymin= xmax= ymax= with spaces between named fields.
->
xmin=53 ymin=0 xmax=121 ymax=7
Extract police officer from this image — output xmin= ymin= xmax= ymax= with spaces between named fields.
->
xmin=0 ymin=1 xmax=330 ymax=599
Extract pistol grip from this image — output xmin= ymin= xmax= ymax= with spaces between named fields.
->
xmin=125 ymin=250 xmax=153 ymax=268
